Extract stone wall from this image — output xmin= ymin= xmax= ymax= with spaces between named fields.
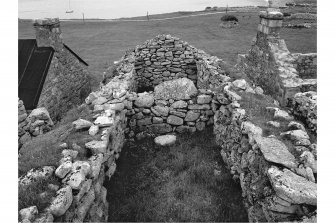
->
xmin=34 ymin=18 xmax=91 ymax=122
xmin=133 ymin=35 xmax=200 ymax=90
xmin=18 ymin=30 xmax=317 ymax=222
xmin=125 ymin=79 xmax=215 ymax=140
xmin=288 ymin=91 xmax=317 ymax=135
xmin=292 ymin=53 xmax=317 ymax=79
xmin=236 ymin=9 xmax=316 ymax=106
xmin=18 ymin=54 xmax=132 ymax=223
xmin=18 ymin=99 xmax=54 ymax=149
xmin=37 ymin=46 xmax=91 ymax=121
xmin=213 ymin=83 xmax=317 ymax=222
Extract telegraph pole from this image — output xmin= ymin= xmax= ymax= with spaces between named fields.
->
xmin=147 ymin=11 xmax=149 ymax=21
xmin=82 ymin=13 xmax=85 ymax=23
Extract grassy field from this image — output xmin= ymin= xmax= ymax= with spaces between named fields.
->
xmin=18 ymin=8 xmax=316 ymax=87
xmin=105 ymin=129 xmax=248 ymax=222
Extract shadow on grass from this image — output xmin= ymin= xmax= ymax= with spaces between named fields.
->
xmin=105 ymin=128 xmax=248 ymax=222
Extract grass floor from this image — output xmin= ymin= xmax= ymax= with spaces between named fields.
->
xmin=19 ymin=8 xmax=316 ymax=90
xmin=105 ymin=128 xmax=248 ymax=222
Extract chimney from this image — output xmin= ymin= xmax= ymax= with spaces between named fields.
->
xmin=257 ymin=7 xmax=283 ymax=37
xmin=33 ymin=18 xmax=63 ymax=50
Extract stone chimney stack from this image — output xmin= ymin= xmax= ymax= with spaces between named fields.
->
xmin=33 ymin=18 xmax=63 ymax=50
xmin=257 ymin=7 xmax=283 ymax=37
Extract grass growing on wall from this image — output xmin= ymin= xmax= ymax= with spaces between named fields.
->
xmin=105 ymin=128 xmax=248 ymax=222
xmin=18 ymin=175 xmax=60 ymax=213
xmin=18 ymin=105 xmax=95 ymax=177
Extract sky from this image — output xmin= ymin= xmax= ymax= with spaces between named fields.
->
xmin=18 ymin=0 xmax=271 ymax=19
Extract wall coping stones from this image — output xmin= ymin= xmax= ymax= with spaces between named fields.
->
xmin=267 ymin=166 xmax=317 ymax=206
xmin=255 ymin=136 xmax=298 ymax=169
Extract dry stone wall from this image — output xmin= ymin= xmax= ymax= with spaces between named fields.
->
xmin=288 ymin=91 xmax=317 ymax=135
xmin=37 ymin=46 xmax=91 ymax=122
xmin=18 ymin=98 xmax=54 ymax=149
xmin=134 ymin=35 xmax=200 ymax=90
xmin=19 ymin=55 xmax=132 ymax=223
xmin=213 ymin=82 xmax=317 ymax=222
xmin=125 ymin=79 xmax=215 ymax=140
xmin=292 ymin=53 xmax=317 ymax=79
xmin=236 ymin=9 xmax=316 ymax=105
xmin=19 ymin=30 xmax=317 ymax=223
xmin=34 ymin=18 xmax=91 ymax=122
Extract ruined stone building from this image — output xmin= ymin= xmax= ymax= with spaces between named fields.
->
xmin=18 ymin=18 xmax=91 ymax=121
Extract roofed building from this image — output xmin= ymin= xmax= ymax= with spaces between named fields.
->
xmin=18 ymin=18 xmax=91 ymax=121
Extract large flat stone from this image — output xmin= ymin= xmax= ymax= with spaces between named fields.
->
xmin=154 ymin=135 xmax=176 ymax=146
xmin=154 ymin=78 xmax=197 ymax=100
xmin=267 ymin=166 xmax=317 ymax=206
xmin=255 ymin=137 xmax=298 ymax=169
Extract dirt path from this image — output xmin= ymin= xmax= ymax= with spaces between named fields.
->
xmin=105 ymin=129 xmax=248 ymax=222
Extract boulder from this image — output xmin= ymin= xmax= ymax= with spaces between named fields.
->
xmin=134 ymin=92 xmax=154 ymax=108
xmin=266 ymin=121 xmax=280 ymax=128
xmin=89 ymin=125 xmax=99 ymax=136
xmin=73 ymin=188 xmax=95 ymax=222
xmin=85 ymin=140 xmax=108 ymax=154
xmin=32 ymin=212 xmax=54 ymax=223
xmin=154 ymin=78 xmax=197 ymax=100
xmin=63 ymin=162 xmax=90 ymax=190
xmin=241 ymin=121 xmax=263 ymax=137
xmin=288 ymin=121 xmax=306 ymax=131
xmin=169 ymin=110 xmax=186 ymax=118
xmin=72 ymin=119 xmax=93 ymax=131
xmin=26 ymin=107 xmax=53 ymax=123
xmin=103 ymin=103 xmax=125 ymax=112
xmin=153 ymin=117 xmax=164 ymax=124
xmin=267 ymin=166 xmax=317 ymax=206
xmin=92 ymin=97 xmax=108 ymax=106
xmin=254 ymin=86 xmax=264 ymax=95
xmin=197 ymin=95 xmax=212 ymax=104
xmin=167 ymin=115 xmax=184 ymax=125
xmin=232 ymin=79 xmax=247 ymax=90
xmin=62 ymin=149 xmax=78 ymax=159
xmin=49 ymin=186 xmax=73 ymax=217
xmin=55 ymin=160 xmax=73 ymax=179
xmin=281 ymin=130 xmax=310 ymax=146
xmin=255 ymin=137 xmax=298 ymax=169
xmin=184 ymin=111 xmax=200 ymax=122
xmin=154 ymin=135 xmax=177 ymax=146
xmin=94 ymin=116 xmax=114 ymax=127
xmin=152 ymin=105 xmax=169 ymax=116
xmin=188 ymin=104 xmax=210 ymax=110
xmin=274 ymin=109 xmax=294 ymax=121
xmin=88 ymin=154 xmax=104 ymax=180
xmin=300 ymin=151 xmax=317 ymax=173
xmin=73 ymin=179 xmax=92 ymax=203
xmin=19 ymin=206 xmax=38 ymax=221
xmin=171 ymin=100 xmax=188 ymax=109
xmin=137 ymin=117 xmax=152 ymax=126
